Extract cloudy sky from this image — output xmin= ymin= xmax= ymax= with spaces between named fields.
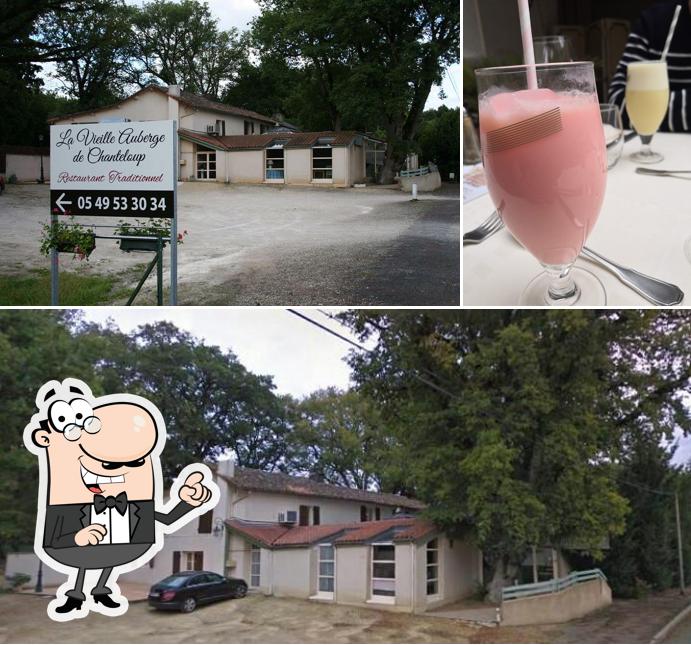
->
xmin=41 ymin=0 xmax=460 ymax=111
xmin=81 ymin=307 xmax=360 ymax=398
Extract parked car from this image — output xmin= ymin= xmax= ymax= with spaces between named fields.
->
xmin=148 ymin=571 xmax=248 ymax=613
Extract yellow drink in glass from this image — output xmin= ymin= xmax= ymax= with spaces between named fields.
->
xmin=625 ymin=61 xmax=669 ymax=163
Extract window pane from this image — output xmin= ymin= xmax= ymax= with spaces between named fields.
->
xmin=373 ymin=562 xmax=395 ymax=578
xmin=319 ymin=562 xmax=334 ymax=577
xmin=427 ymin=565 xmax=438 ymax=581
xmin=209 ymin=170 xmax=216 ymax=179
xmin=427 ymin=550 xmax=438 ymax=565
xmin=312 ymin=169 xmax=332 ymax=179
xmin=427 ymin=538 xmax=438 ymax=550
xmin=251 ymin=575 xmax=260 ymax=586
xmin=319 ymin=546 xmax=334 ymax=560
xmin=319 ymin=577 xmax=334 ymax=592
xmin=313 ymin=158 xmax=332 ymax=169
xmin=372 ymin=579 xmax=395 ymax=596
xmin=373 ymin=545 xmax=395 ymax=561
xmin=313 ymin=147 xmax=333 ymax=157
xmin=426 ymin=581 xmax=438 ymax=595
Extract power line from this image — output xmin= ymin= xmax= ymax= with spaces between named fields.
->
xmin=286 ymin=309 xmax=461 ymax=402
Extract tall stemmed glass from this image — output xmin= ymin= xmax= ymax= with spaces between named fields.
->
xmin=533 ymin=36 xmax=572 ymax=63
xmin=625 ymin=61 xmax=669 ymax=164
xmin=475 ymin=62 xmax=608 ymax=305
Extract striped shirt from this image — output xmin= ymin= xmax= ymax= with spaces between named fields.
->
xmin=608 ymin=0 xmax=691 ymax=133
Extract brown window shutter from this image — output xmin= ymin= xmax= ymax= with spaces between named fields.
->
xmin=198 ymin=510 xmax=213 ymax=534
xmin=375 ymin=507 xmax=381 ymax=521
xmin=194 ymin=551 xmax=204 ymax=571
xmin=299 ymin=505 xmax=309 ymax=526
xmin=360 ymin=505 xmax=367 ymax=522
xmin=313 ymin=506 xmax=320 ymax=526
xmin=173 ymin=551 xmax=180 ymax=574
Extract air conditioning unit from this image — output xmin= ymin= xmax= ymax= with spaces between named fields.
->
xmin=206 ymin=124 xmax=218 ymax=135
xmin=278 ymin=510 xmax=297 ymax=524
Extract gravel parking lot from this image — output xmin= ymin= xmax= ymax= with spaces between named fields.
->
xmin=0 ymin=182 xmax=460 ymax=305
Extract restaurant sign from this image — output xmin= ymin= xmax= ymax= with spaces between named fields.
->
xmin=50 ymin=120 xmax=175 ymax=217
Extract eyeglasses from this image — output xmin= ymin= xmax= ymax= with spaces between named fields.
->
xmin=63 ymin=416 xmax=102 ymax=441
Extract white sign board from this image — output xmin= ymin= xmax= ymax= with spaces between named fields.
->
xmin=50 ymin=120 xmax=175 ymax=217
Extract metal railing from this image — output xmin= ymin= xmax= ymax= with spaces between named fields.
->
xmin=501 ymin=569 xmax=608 ymax=602
xmin=399 ymin=162 xmax=438 ymax=178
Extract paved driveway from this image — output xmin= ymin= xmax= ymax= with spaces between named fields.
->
xmin=0 ymin=593 xmax=481 ymax=643
xmin=0 ymin=183 xmax=460 ymax=305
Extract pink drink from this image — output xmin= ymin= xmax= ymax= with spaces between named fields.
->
xmin=479 ymin=89 xmax=607 ymax=266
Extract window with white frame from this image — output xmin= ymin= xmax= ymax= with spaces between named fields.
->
xmin=318 ymin=544 xmax=335 ymax=594
xmin=371 ymin=544 xmax=395 ymax=598
xmin=265 ymin=142 xmax=285 ymax=181
xmin=250 ymin=544 xmax=261 ymax=587
xmin=426 ymin=538 xmax=439 ymax=595
xmin=196 ymin=149 xmax=216 ymax=180
xmin=312 ymin=141 xmax=333 ymax=181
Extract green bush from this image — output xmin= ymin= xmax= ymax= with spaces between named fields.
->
xmin=5 ymin=572 xmax=31 ymax=590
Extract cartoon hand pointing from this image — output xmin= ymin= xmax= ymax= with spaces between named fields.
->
xmin=179 ymin=471 xmax=212 ymax=507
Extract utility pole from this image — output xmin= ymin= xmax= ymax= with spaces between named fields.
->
xmin=675 ymin=490 xmax=686 ymax=595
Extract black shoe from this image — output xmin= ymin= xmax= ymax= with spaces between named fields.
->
xmin=93 ymin=593 xmax=120 ymax=608
xmin=55 ymin=596 xmax=83 ymax=613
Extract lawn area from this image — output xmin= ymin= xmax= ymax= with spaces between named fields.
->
xmin=0 ymin=270 xmax=128 ymax=305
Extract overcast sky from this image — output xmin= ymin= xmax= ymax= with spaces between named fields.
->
xmin=79 ymin=307 xmax=691 ymax=466
xmin=81 ymin=307 xmax=360 ymax=398
xmin=40 ymin=0 xmax=460 ymax=111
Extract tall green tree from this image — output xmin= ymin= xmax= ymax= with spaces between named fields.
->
xmin=130 ymin=0 xmax=247 ymax=98
xmin=339 ymin=310 xmax=691 ymax=599
xmin=252 ymin=0 xmax=459 ymax=182
xmin=415 ymin=106 xmax=460 ymax=181
xmin=0 ymin=310 xmax=99 ymax=554
xmin=292 ymin=388 xmax=390 ymax=490
xmin=78 ymin=320 xmax=294 ymax=480
xmin=36 ymin=0 xmax=134 ymax=107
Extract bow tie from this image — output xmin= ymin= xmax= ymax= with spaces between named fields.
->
xmin=93 ymin=492 xmax=128 ymax=516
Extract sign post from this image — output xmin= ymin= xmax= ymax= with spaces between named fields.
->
xmin=49 ymin=120 xmax=177 ymax=305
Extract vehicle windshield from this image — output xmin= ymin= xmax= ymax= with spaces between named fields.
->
xmin=158 ymin=575 xmax=192 ymax=588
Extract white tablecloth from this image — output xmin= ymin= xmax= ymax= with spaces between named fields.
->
xmin=463 ymin=132 xmax=691 ymax=306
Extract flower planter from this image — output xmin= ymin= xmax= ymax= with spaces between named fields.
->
xmin=55 ymin=234 xmax=96 ymax=258
xmin=119 ymin=237 xmax=166 ymax=252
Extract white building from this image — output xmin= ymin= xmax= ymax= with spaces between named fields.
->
xmin=6 ymin=461 xmax=483 ymax=614
xmin=49 ymin=86 xmax=377 ymax=187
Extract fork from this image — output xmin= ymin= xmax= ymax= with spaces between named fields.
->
xmin=463 ymin=212 xmax=684 ymax=306
xmin=463 ymin=213 xmax=504 ymax=244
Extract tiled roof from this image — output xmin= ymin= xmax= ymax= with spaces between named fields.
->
xmin=226 ymin=517 xmax=437 ymax=548
xmin=175 ymin=89 xmax=274 ymax=123
xmin=178 ymin=129 xmax=360 ymax=151
xmin=221 ymin=466 xmax=426 ymax=510
xmin=47 ymin=85 xmax=274 ymax=124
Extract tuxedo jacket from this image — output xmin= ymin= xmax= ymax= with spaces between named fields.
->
xmin=43 ymin=499 xmax=194 ymax=549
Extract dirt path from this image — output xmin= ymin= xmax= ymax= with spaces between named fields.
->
xmin=0 ymin=182 xmax=460 ymax=305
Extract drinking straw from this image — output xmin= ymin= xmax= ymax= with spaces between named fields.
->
xmin=517 ymin=0 xmax=538 ymax=89
xmin=661 ymin=3 xmax=682 ymax=60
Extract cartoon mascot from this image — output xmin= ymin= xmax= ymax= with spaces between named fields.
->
xmin=23 ymin=378 xmax=219 ymax=621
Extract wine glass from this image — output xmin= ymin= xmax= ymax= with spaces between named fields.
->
xmin=601 ymin=103 xmax=624 ymax=169
xmin=533 ymin=36 xmax=572 ymax=64
xmin=625 ymin=61 xmax=669 ymax=164
xmin=475 ymin=62 xmax=608 ymax=306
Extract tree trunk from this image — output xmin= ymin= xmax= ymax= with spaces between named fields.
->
xmin=486 ymin=556 xmax=519 ymax=603
xmin=378 ymin=154 xmax=398 ymax=185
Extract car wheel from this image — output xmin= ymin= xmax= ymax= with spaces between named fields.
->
xmin=234 ymin=584 xmax=247 ymax=599
xmin=181 ymin=597 xmax=197 ymax=613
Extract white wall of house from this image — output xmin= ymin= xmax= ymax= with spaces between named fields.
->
xmin=284 ymin=148 xmax=311 ymax=183
xmin=54 ymin=90 xmax=170 ymax=125
xmin=271 ymin=548 xmax=313 ymax=598
xmin=333 ymin=544 xmax=369 ymax=606
xmin=332 ymin=147 xmax=348 ymax=186
xmin=230 ymin=489 xmax=397 ymax=525
xmin=228 ymin=150 xmax=264 ymax=183
xmin=5 ymin=154 xmax=49 ymax=182
xmin=179 ymin=139 xmax=195 ymax=180
xmin=349 ymin=143 xmax=366 ymax=185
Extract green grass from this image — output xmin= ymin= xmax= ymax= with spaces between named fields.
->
xmin=0 ymin=269 xmax=128 ymax=305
